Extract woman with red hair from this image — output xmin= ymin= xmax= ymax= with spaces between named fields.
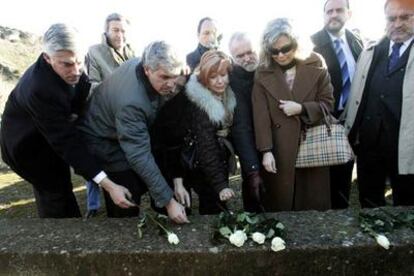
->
xmin=152 ymin=50 xmax=236 ymax=214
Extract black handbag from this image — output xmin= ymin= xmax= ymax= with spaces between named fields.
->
xmin=181 ymin=130 xmax=198 ymax=170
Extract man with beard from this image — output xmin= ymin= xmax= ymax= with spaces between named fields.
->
xmin=344 ymin=0 xmax=414 ymax=207
xmin=84 ymin=13 xmax=136 ymax=218
xmin=228 ymin=32 xmax=264 ymax=212
xmin=0 ymin=24 xmax=135 ymax=218
xmin=186 ymin=17 xmax=221 ymax=71
xmin=311 ymin=0 xmax=363 ymax=209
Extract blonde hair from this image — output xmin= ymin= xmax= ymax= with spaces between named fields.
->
xmin=259 ymin=18 xmax=312 ymax=68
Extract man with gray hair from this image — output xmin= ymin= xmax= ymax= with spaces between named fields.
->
xmin=79 ymin=41 xmax=189 ymax=223
xmin=228 ymin=32 xmax=264 ymax=212
xmin=0 ymin=23 xmax=135 ymax=218
xmin=85 ymin=13 xmax=135 ymax=218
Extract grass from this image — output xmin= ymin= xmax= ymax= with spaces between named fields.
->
xmin=0 ymin=39 xmax=41 ymax=77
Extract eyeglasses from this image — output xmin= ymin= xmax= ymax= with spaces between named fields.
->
xmin=386 ymin=13 xmax=413 ymax=23
xmin=270 ymin=44 xmax=295 ymax=56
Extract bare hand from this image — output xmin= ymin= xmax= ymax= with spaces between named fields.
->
xmin=99 ymin=177 xmax=136 ymax=208
xmin=219 ymin=188 xmax=235 ymax=201
xmin=166 ymin=198 xmax=189 ymax=224
xmin=279 ymin=100 xmax=302 ymax=116
xmin=173 ymin=178 xmax=191 ymax=208
xmin=262 ymin=152 xmax=277 ymax=173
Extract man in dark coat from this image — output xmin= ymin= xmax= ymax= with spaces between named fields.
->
xmin=79 ymin=41 xmax=189 ymax=223
xmin=0 ymin=24 xmax=134 ymax=218
xmin=228 ymin=32 xmax=264 ymax=212
xmin=186 ymin=17 xmax=221 ymax=71
xmin=311 ymin=0 xmax=363 ymax=209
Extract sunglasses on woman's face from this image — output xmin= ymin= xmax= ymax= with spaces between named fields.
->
xmin=270 ymin=44 xmax=294 ymax=56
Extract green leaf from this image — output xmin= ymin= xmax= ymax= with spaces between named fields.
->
xmin=276 ymin=222 xmax=285 ymax=230
xmin=237 ymin=213 xmax=247 ymax=222
xmin=246 ymin=215 xmax=259 ymax=224
xmin=266 ymin=228 xmax=275 ymax=239
xmin=219 ymin=226 xmax=232 ymax=237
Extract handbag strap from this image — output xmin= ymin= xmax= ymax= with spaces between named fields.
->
xmin=319 ymin=102 xmax=332 ymax=136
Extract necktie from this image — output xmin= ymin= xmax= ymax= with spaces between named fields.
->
xmin=334 ymin=39 xmax=350 ymax=110
xmin=388 ymin=42 xmax=403 ymax=72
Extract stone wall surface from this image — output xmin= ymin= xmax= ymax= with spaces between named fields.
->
xmin=0 ymin=208 xmax=414 ymax=275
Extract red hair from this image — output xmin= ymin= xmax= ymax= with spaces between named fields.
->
xmin=197 ymin=50 xmax=232 ymax=87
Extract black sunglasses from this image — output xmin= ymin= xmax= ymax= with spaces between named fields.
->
xmin=270 ymin=44 xmax=295 ymax=56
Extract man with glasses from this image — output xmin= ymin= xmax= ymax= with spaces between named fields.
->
xmin=344 ymin=0 xmax=414 ymax=207
xmin=228 ymin=32 xmax=264 ymax=212
xmin=311 ymin=0 xmax=363 ymax=210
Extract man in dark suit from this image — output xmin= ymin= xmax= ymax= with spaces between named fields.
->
xmin=228 ymin=32 xmax=264 ymax=212
xmin=344 ymin=0 xmax=414 ymax=208
xmin=311 ymin=0 xmax=363 ymax=209
xmin=0 ymin=24 xmax=134 ymax=218
xmin=186 ymin=17 xmax=221 ymax=71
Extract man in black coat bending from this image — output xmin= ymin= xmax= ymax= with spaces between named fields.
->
xmin=0 ymin=23 xmax=134 ymax=218
xmin=311 ymin=0 xmax=363 ymax=209
xmin=228 ymin=32 xmax=264 ymax=212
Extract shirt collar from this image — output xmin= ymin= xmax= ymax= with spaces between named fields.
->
xmin=389 ymin=36 xmax=414 ymax=56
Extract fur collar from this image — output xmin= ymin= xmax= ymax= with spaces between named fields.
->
xmin=185 ymin=74 xmax=236 ymax=124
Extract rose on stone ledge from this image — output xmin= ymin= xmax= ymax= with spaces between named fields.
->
xmin=213 ymin=211 xmax=286 ymax=251
xmin=137 ymin=213 xmax=180 ymax=246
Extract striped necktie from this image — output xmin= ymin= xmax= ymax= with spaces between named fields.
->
xmin=334 ymin=39 xmax=350 ymax=110
xmin=388 ymin=42 xmax=403 ymax=72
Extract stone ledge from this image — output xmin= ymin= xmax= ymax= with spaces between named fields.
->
xmin=1 ymin=208 xmax=414 ymax=275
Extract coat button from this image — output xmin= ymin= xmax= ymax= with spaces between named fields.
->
xmin=355 ymin=101 xmax=359 ymax=105
xmin=380 ymin=94 xmax=385 ymax=99
xmin=275 ymin=124 xmax=281 ymax=128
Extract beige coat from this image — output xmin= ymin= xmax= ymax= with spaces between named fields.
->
xmin=252 ymin=53 xmax=334 ymax=211
xmin=343 ymin=41 xmax=414 ymax=175
xmin=86 ymin=34 xmax=135 ymax=90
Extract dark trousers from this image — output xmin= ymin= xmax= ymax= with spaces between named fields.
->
xmin=103 ymin=170 xmax=149 ymax=217
xmin=241 ymin=171 xmax=261 ymax=213
xmin=357 ymin=130 xmax=414 ymax=208
xmin=329 ymin=160 xmax=354 ymax=209
xmin=185 ymin=171 xmax=226 ymax=215
xmin=4 ymin=150 xmax=81 ymax=218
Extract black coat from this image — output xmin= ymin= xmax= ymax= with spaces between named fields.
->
xmin=229 ymin=65 xmax=261 ymax=174
xmin=151 ymin=74 xmax=236 ymax=193
xmin=0 ymin=55 xmax=101 ymax=181
xmin=186 ymin=44 xmax=210 ymax=71
xmin=311 ymin=29 xmax=363 ymax=114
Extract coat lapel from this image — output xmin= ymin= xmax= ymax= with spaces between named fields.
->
xmin=291 ymin=59 xmax=322 ymax=102
xmin=346 ymin=30 xmax=363 ymax=61
xmin=258 ymin=64 xmax=293 ymax=101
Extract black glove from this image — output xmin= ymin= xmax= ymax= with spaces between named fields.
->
xmin=246 ymin=170 xmax=265 ymax=204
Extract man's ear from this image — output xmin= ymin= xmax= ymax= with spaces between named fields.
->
xmin=143 ymin=66 xmax=151 ymax=77
xmin=43 ymin=53 xmax=51 ymax=64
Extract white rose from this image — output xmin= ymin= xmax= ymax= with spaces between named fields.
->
xmin=375 ymin=234 xmax=390 ymax=250
xmin=252 ymin=232 xmax=266 ymax=244
xmin=271 ymin=237 xmax=286 ymax=252
xmin=229 ymin=230 xmax=247 ymax=247
xmin=167 ymin=232 xmax=179 ymax=245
